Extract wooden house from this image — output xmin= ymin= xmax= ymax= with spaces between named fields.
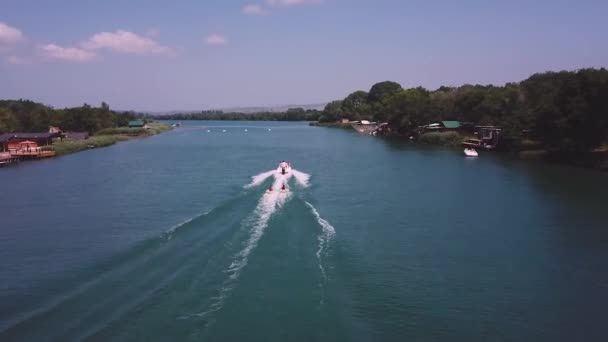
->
xmin=462 ymin=126 xmax=503 ymax=149
xmin=0 ymin=132 xmax=60 ymax=158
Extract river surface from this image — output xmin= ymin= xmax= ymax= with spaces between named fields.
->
xmin=1 ymin=121 xmax=607 ymax=341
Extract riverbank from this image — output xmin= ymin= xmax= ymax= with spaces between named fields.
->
xmin=312 ymin=123 xmax=608 ymax=171
xmin=417 ymin=132 xmax=608 ymax=171
xmin=53 ymin=122 xmax=172 ymax=156
xmin=309 ymin=122 xmax=353 ymax=129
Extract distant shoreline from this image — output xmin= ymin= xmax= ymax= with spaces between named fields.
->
xmin=314 ymin=123 xmax=608 ymax=172
xmin=53 ymin=122 xmax=173 ymax=156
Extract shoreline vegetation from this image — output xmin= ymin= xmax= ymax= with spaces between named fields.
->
xmin=53 ymin=122 xmax=172 ymax=156
xmin=148 ymin=68 xmax=607 ymax=164
xmin=311 ymin=125 xmax=608 ymax=170
xmin=308 ymin=122 xmax=352 ymax=129
xmin=1 ymin=101 xmax=172 ymax=159
xmin=307 ymin=68 xmax=608 ymax=171
xmin=2 ymin=67 xmax=606 ymax=169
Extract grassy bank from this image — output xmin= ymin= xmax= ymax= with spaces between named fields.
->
xmin=141 ymin=122 xmax=174 ymax=134
xmin=54 ymin=135 xmax=130 ymax=156
xmin=95 ymin=122 xmax=173 ymax=136
xmin=54 ymin=122 xmax=173 ymax=156
xmin=309 ymin=122 xmax=353 ymax=129
xmin=95 ymin=127 xmax=148 ymax=136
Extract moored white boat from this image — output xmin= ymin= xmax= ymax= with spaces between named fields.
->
xmin=464 ymin=148 xmax=479 ymax=157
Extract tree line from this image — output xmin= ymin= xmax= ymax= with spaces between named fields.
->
xmin=0 ymin=100 xmax=141 ymax=134
xmin=320 ymin=68 xmax=608 ymax=152
xmin=2 ymin=68 xmax=606 ymax=151
xmin=153 ymin=108 xmax=321 ymax=122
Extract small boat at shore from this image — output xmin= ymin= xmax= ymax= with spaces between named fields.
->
xmin=464 ymin=148 xmax=479 ymax=157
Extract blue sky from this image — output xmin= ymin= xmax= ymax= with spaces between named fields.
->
xmin=1 ymin=0 xmax=607 ymax=111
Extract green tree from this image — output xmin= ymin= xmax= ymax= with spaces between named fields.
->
xmin=0 ymin=108 xmax=19 ymax=133
xmin=319 ymin=100 xmax=344 ymax=123
xmin=367 ymin=81 xmax=403 ymax=121
xmin=341 ymin=90 xmax=369 ymax=120
xmin=368 ymin=81 xmax=403 ymax=103
xmin=521 ymin=68 xmax=608 ymax=150
xmin=385 ymin=87 xmax=433 ymax=133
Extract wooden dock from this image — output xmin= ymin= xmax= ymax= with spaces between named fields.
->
xmin=10 ymin=148 xmax=56 ymax=158
xmin=0 ymin=152 xmax=19 ymax=167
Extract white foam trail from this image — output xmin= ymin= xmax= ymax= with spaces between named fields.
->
xmin=164 ymin=218 xmax=194 ymax=241
xmin=162 ymin=208 xmax=214 ymax=241
xmin=305 ymin=202 xmax=335 ymax=237
xmin=186 ymin=174 xmax=292 ymax=320
xmin=244 ymin=170 xmax=275 ymax=189
xmin=305 ymin=201 xmax=336 ymax=305
xmin=227 ymin=174 xmax=291 ymax=281
xmin=292 ymin=170 xmax=311 ymax=188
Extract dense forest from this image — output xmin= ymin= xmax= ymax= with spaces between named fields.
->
xmin=319 ymin=68 xmax=608 ymax=152
xmin=0 ymin=100 xmax=141 ymax=134
xmin=154 ymin=108 xmax=321 ymax=122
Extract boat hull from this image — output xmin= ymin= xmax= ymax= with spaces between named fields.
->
xmin=464 ymin=149 xmax=479 ymax=157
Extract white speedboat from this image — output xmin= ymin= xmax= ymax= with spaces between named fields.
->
xmin=464 ymin=148 xmax=479 ymax=157
xmin=277 ymin=161 xmax=292 ymax=175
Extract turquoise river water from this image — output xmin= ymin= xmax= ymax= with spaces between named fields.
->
xmin=1 ymin=121 xmax=607 ymax=341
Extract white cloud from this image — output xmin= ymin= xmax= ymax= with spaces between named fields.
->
xmin=35 ymin=29 xmax=173 ymax=63
xmin=82 ymin=30 xmax=172 ymax=55
xmin=0 ymin=22 xmax=24 ymax=43
xmin=243 ymin=4 xmax=268 ymax=16
xmin=41 ymin=44 xmax=96 ymax=62
xmin=265 ymin=0 xmax=321 ymax=7
xmin=206 ymin=34 xmax=227 ymax=46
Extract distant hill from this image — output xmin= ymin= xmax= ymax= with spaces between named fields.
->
xmin=144 ymin=103 xmax=327 ymax=115
xmin=219 ymin=103 xmax=327 ymax=113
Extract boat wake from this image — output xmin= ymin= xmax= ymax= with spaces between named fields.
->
xmin=305 ymin=201 xmax=336 ymax=304
xmin=181 ymin=173 xmax=294 ymax=322
xmin=0 ymin=166 xmax=336 ymax=340
xmin=216 ymin=168 xmax=334 ymax=309
xmin=0 ymin=193 xmax=261 ymax=340
xmin=243 ymin=170 xmax=275 ymax=189
xmin=292 ymin=170 xmax=311 ymax=188
xmin=244 ymin=168 xmax=311 ymax=190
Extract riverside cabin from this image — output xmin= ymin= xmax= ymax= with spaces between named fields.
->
xmin=462 ymin=126 xmax=503 ymax=150
xmin=0 ymin=132 xmax=60 ymax=159
xmin=420 ymin=121 xmax=474 ymax=133
xmin=128 ymin=121 xmax=146 ymax=128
